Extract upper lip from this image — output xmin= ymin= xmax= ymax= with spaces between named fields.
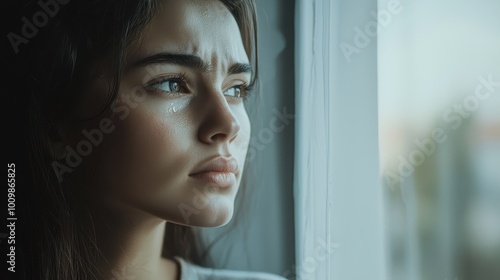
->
xmin=189 ymin=156 xmax=239 ymax=175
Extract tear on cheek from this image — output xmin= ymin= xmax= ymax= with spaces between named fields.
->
xmin=164 ymin=98 xmax=191 ymax=114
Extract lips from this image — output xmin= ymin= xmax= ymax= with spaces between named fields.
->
xmin=189 ymin=156 xmax=239 ymax=187
xmin=190 ymin=156 xmax=239 ymax=174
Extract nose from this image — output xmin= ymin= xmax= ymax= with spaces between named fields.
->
xmin=197 ymin=89 xmax=241 ymax=145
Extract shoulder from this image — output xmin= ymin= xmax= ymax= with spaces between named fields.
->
xmin=174 ymin=257 xmax=287 ymax=280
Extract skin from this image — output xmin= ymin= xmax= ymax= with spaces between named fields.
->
xmin=62 ymin=0 xmax=252 ymax=279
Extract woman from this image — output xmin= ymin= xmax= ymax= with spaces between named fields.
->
xmin=8 ymin=0 xmax=285 ymax=279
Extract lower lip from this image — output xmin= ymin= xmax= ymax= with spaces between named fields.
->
xmin=189 ymin=172 xmax=236 ymax=188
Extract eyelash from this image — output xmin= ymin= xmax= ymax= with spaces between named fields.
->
xmin=231 ymin=82 xmax=255 ymax=102
xmin=145 ymin=73 xmax=255 ymax=101
xmin=145 ymin=72 xmax=191 ymax=96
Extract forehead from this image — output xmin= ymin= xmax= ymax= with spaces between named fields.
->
xmin=128 ymin=0 xmax=249 ymax=66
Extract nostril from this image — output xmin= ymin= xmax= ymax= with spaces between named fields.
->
xmin=197 ymin=96 xmax=241 ymax=144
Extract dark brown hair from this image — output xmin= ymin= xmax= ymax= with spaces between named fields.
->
xmin=7 ymin=0 xmax=258 ymax=279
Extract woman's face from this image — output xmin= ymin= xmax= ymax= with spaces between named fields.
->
xmin=74 ymin=0 xmax=252 ymax=227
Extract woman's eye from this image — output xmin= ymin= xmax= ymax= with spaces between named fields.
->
xmin=147 ymin=77 xmax=189 ymax=95
xmin=224 ymin=85 xmax=245 ymax=98
xmin=161 ymin=80 xmax=181 ymax=92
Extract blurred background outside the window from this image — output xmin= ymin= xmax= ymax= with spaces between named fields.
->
xmin=378 ymin=0 xmax=500 ymax=279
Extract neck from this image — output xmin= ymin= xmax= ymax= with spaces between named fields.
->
xmin=88 ymin=204 xmax=179 ymax=280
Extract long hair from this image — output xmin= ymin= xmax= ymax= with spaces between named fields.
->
xmin=6 ymin=0 xmax=258 ymax=279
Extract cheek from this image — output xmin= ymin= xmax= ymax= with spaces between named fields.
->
xmin=97 ymin=105 xmax=191 ymax=201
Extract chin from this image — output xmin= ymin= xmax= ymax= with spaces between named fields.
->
xmin=173 ymin=202 xmax=235 ymax=228
xmin=197 ymin=207 xmax=235 ymax=228
xmin=138 ymin=197 xmax=236 ymax=228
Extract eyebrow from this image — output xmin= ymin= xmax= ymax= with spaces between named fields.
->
xmin=130 ymin=52 xmax=252 ymax=76
xmin=227 ymin=63 xmax=252 ymax=75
